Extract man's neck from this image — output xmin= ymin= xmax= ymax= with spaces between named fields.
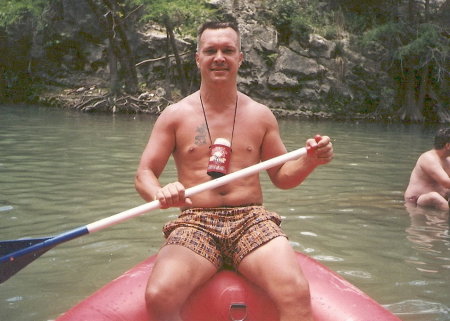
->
xmin=434 ymin=148 xmax=450 ymax=159
xmin=199 ymin=83 xmax=238 ymax=111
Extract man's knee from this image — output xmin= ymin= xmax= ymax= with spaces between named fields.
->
xmin=270 ymin=272 xmax=311 ymax=307
xmin=270 ymin=274 xmax=313 ymax=320
xmin=286 ymin=276 xmax=311 ymax=304
xmin=145 ymin=281 xmax=182 ymax=319
xmin=417 ymin=192 xmax=448 ymax=210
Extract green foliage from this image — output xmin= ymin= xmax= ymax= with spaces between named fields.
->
xmin=322 ymin=88 xmax=353 ymax=115
xmin=263 ymin=53 xmax=279 ymax=67
xmin=265 ymin=0 xmax=308 ymax=43
xmin=0 ymin=0 xmax=47 ymax=27
xmin=360 ymin=22 xmax=404 ymax=50
xmin=332 ymin=0 xmax=393 ymax=30
xmin=395 ymin=23 xmax=446 ymax=60
xmin=344 ymin=11 xmax=376 ymax=34
xmin=266 ymin=0 xmax=345 ymax=43
xmin=1 ymin=69 xmax=40 ymax=103
xmin=290 ymin=15 xmax=313 ymax=42
xmin=359 ymin=6 xmax=449 ymax=121
xmin=137 ymin=0 xmax=216 ymax=37
xmin=0 ymin=0 xmax=48 ymax=103
xmin=265 ymin=0 xmax=398 ymax=38
xmin=361 ymin=22 xmax=448 ymax=66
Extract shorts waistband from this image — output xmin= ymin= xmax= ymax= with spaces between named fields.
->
xmin=181 ymin=204 xmax=263 ymax=215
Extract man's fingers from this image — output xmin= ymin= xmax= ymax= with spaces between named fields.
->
xmin=156 ymin=182 xmax=187 ymax=208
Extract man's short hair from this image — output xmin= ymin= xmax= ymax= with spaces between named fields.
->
xmin=197 ymin=21 xmax=241 ymax=51
xmin=434 ymin=127 xmax=450 ymax=149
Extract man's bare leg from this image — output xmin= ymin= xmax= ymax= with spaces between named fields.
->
xmin=145 ymin=245 xmax=217 ymax=321
xmin=238 ymin=237 xmax=313 ymax=321
xmin=417 ymin=192 xmax=449 ymax=211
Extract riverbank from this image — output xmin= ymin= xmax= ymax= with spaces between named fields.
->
xmin=36 ymin=72 xmax=378 ymax=121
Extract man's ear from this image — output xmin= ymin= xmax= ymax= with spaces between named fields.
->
xmin=195 ymin=52 xmax=200 ymax=68
xmin=239 ymin=52 xmax=244 ymax=66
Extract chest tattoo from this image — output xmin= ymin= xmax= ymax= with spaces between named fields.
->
xmin=194 ymin=123 xmax=209 ymax=146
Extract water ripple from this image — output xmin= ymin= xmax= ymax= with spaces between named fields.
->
xmin=313 ymin=255 xmax=344 ymax=262
xmin=0 ymin=205 xmax=14 ymax=212
xmin=1 ymin=106 xmax=448 ymax=321
xmin=386 ymin=299 xmax=450 ymax=318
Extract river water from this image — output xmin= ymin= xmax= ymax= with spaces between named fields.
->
xmin=0 ymin=104 xmax=449 ymax=321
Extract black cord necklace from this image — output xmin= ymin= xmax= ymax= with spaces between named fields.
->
xmin=199 ymin=93 xmax=238 ymax=148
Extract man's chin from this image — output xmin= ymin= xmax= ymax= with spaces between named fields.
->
xmin=210 ymin=72 xmax=230 ymax=81
xmin=203 ymin=70 xmax=235 ymax=83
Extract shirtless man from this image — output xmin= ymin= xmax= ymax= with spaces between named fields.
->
xmin=135 ymin=21 xmax=334 ymax=321
xmin=405 ymin=128 xmax=450 ymax=211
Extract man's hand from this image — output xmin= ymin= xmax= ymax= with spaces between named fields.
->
xmin=306 ymin=135 xmax=334 ymax=165
xmin=154 ymin=182 xmax=193 ymax=209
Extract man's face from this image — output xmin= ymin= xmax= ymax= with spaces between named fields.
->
xmin=196 ymin=27 xmax=243 ymax=83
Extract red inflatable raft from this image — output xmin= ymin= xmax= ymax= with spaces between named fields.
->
xmin=56 ymin=252 xmax=401 ymax=321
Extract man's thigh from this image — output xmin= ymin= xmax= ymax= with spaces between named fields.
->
xmin=148 ymin=244 xmax=217 ymax=294
xmin=237 ymin=236 xmax=306 ymax=292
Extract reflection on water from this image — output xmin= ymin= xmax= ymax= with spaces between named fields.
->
xmin=389 ymin=204 xmax=450 ymax=321
xmin=0 ymin=105 xmax=449 ymax=321
xmin=405 ymin=204 xmax=449 ymax=273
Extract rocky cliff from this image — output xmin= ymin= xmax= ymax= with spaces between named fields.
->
xmin=34 ymin=0 xmax=394 ymax=119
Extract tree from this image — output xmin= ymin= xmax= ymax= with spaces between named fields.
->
xmin=0 ymin=0 xmax=47 ymax=102
xmin=86 ymin=0 xmax=139 ymax=95
xmin=361 ymin=0 xmax=449 ymax=122
xmin=138 ymin=0 xmax=216 ymax=96
xmin=0 ymin=0 xmax=47 ymax=27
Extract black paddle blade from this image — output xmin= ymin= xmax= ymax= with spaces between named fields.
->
xmin=0 ymin=238 xmax=51 ymax=256
xmin=0 ymin=238 xmax=51 ymax=283
xmin=0 ymin=227 xmax=89 ymax=283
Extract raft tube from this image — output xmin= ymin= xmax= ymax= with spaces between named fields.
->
xmin=56 ymin=252 xmax=401 ymax=321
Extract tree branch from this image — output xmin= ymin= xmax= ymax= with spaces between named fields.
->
xmin=135 ymin=50 xmax=193 ymax=67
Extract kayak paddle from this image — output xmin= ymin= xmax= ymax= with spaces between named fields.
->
xmin=0 ymin=146 xmax=310 ymax=283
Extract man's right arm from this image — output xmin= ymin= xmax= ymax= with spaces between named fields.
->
xmin=135 ymin=106 xmax=193 ymax=209
xmin=135 ymin=109 xmax=176 ymax=202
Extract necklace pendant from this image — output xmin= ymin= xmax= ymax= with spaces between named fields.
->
xmin=207 ymin=138 xmax=232 ymax=178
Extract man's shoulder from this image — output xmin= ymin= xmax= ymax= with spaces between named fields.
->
xmin=239 ymin=92 xmax=273 ymax=115
xmin=420 ymin=149 xmax=438 ymax=159
xmin=417 ymin=150 xmax=441 ymax=170
xmin=161 ymin=93 xmax=198 ymax=116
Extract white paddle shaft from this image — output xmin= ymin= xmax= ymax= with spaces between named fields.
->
xmin=87 ymin=147 xmax=309 ymax=233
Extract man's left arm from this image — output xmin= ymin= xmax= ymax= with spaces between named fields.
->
xmin=269 ymin=135 xmax=333 ymax=189
xmin=422 ymin=153 xmax=450 ymax=189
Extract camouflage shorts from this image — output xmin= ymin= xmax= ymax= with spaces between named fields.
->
xmin=162 ymin=206 xmax=286 ymax=269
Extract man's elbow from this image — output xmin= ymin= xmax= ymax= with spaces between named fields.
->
xmin=272 ymin=178 xmax=303 ymax=190
xmin=134 ymin=172 xmax=148 ymax=199
xmin=134 ymin=172 xmax=142 ymax=191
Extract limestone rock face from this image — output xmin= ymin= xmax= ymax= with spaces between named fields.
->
xmin=29 ymin=0 xmax=393 ymax=117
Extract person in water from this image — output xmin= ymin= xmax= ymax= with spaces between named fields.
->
xmin=135 ymin=21 xmax=334 ymax=321
xmin=404 ymin=127 xmax=450 ymax=211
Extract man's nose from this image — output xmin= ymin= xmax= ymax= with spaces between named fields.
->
xmin=214 ymin=50 xmax=225 ymax=62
